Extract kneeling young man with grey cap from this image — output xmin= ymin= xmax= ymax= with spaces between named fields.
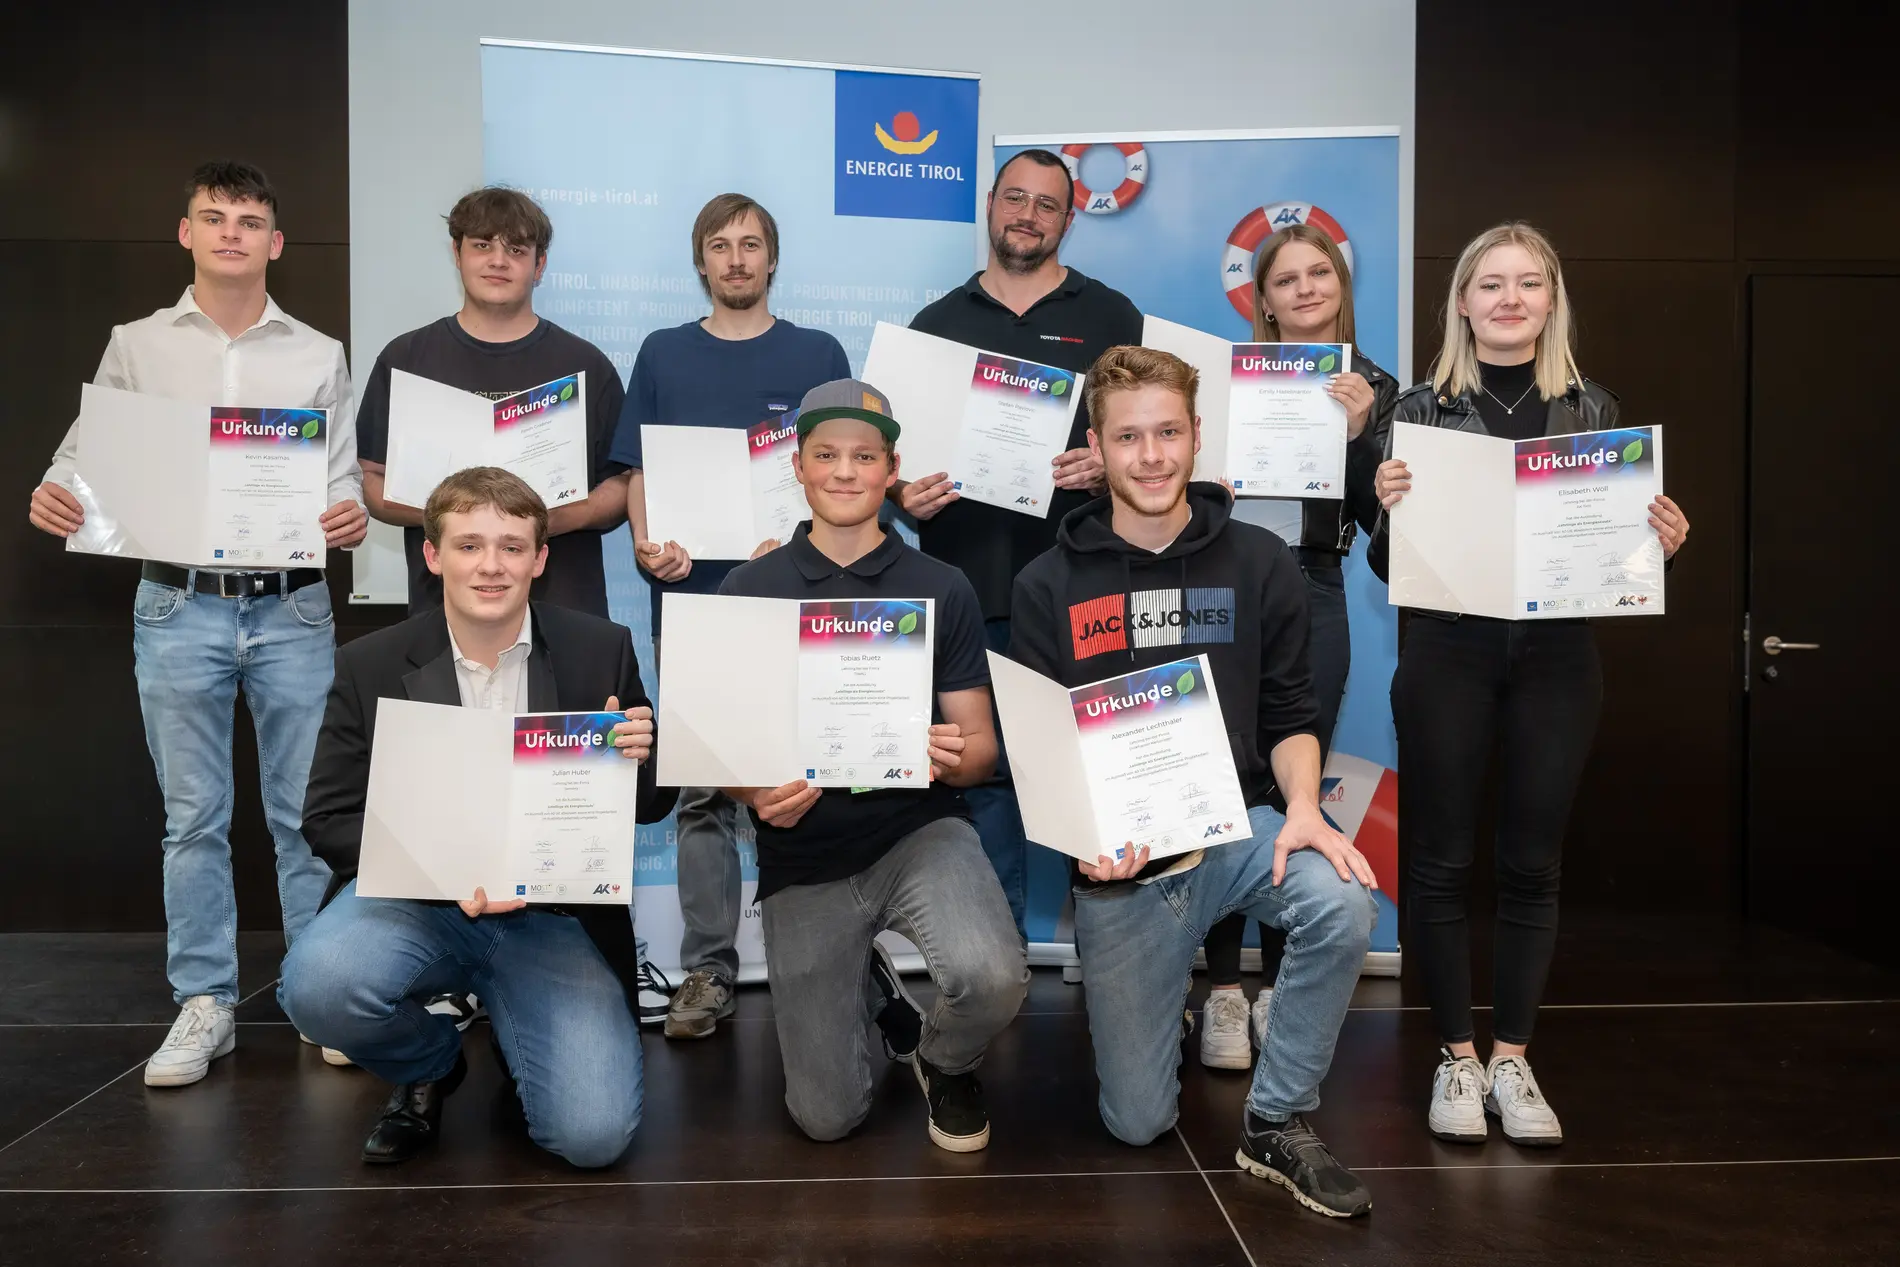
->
xmin=718 ymin=379 xmax=1029 ymax=1151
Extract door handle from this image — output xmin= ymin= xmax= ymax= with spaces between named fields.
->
xmin=1761 ymin=636 xmax=1820 ymax=655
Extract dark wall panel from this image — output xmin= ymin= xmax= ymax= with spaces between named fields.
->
xmin=1414 ymin=0 xmax=1738 ymax=261
xmin=0 ymin=5 xmax=350 ymax=244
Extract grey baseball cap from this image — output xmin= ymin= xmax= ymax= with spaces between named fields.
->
xmin=792 ymin=378 xmax=901 ymax=444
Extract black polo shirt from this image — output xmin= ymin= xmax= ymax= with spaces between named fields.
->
xmin=719 ymin=523 xmax=990 ymax=900
xmin=907 ymin=266 xmax=1143 ymax=619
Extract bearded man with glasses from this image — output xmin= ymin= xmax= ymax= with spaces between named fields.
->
xmin=895 ymin=148 xmax=1143 ymax=938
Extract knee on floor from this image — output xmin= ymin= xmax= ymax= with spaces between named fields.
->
xmin=535 ymin=1097 xmax=641 ymax=1170
xmin=1100 ymin=1096 xmax=1176 ymax=1148
xmin=787 ymin=1093 xmax=872 ymax=1144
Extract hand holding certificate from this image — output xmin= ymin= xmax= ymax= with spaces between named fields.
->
xmin=66 ymin=383 xmax=329 ymax=568
xmin=640 ymin=419 xmax=803 ymax=560
xmin=1388 ymin=423 xmax=1666 ymax=619
xmin=986 ymin=651 xmax=1253 ymax=864
xmin=358 ymin=701 xmax=645 ymax=904
xmin=384 ymin=370 xmax=589 ymax=510
xmin=657 ymin=593 xmax=934 ymax=790
xmin=863 ymin=322 xmax=1081 ymax=517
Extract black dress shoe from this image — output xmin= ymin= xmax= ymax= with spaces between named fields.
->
xmin=362 ymin=1050 xmax=467 ymax=1165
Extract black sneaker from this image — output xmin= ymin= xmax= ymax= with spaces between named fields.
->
xmin=912 ymin=1054 xmax=990 ymax=1153
xmin=635 ymin=960 xmax=674 ymax=1027
xmin=1236 ymin=1111 xmax=1372 ymax=1218
xmin=869 ymin=942 xmax=924 ymax=1062
xmin=424 ymin=992 xmax=483 ymax=1032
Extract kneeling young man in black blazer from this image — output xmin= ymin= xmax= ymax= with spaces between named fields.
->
xmin=281 ymin=466 xmax=675 ymax=1167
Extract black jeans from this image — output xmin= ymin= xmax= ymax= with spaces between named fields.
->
xmin=1391 ymin=615 xmax=1602 ymax=1045
xmin=1205 ymin=562 xmax=1350 ymax=988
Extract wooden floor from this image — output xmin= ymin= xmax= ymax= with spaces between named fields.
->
xmin=1 ymin=914 xmax=1895 ymax=1265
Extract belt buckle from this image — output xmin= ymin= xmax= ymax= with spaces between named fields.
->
xmin=218 ymin=572 xmax=262 ymax=599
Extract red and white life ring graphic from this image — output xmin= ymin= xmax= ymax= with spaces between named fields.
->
xmin=1221 ymin=202 xmax=1353 ymax=319
xmin=1060 ymin=142 xmax=1149 ymax=215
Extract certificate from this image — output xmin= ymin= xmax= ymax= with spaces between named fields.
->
xmin=358 ymin=702 xmax=637 ymax=904
xmin=986 ymin=651 xmax=1253 ymax=863
xmin=1225 ymin=343 xmax=1349 ymax=498
xmin=862 ymin=322 xmax=1081 ymax=517
xmin=66 ymin=383 xmax=328 ymax=569
xmin=640 ymin=418 xmax=804 ymax=559
xmin=657 ymin=593 xmax=934 ymax=789
xmin=1390 ymin=423 xmax=1666 ymax=619
xmin=384 ymin=370 xmax=588 ymax=510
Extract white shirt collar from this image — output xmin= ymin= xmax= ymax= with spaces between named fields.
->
xmin=169 ymin=285 xmax=294 ymax=337
xmin=446 ymin=606 xmax=534 ymax=672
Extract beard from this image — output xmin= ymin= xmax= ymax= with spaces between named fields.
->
xmin=990 ymin=220 xmax=1060 ymax=275
xmin=712 ymin=272 xmax=767 ymax=311
xmin=1105 ymin=463 xmax=1186 ymax=515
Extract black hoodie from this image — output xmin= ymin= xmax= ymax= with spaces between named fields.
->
xmin=1009 ymin=482 xmax=1319 ymax=828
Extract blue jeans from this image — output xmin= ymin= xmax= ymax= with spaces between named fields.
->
xmin=280 ymin=881 xmax=642 ymax=1169
xmin=968 ymin=617 xmax=1029 ymax=937
xmin=132 ymin=576 xmax=336 ymax=1005
xmin=1072 ymin=805 xmax=1375 ymax=1144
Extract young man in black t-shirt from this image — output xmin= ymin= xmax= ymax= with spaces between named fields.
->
xmin=894 ymin=149 xmax=1144 ymax=935
xmin=355 ymin=187 xmax=629 ymax=620
xmin=721 ymin=379 xmax=1028 ymax=1153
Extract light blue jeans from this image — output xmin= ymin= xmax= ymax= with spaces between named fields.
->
xmin=280 ymin=881 xmax=643 ymax=1169
xmin=132 ymin=576 xmax=336 ymax=1005
xmin=1072 ymin=804 xmax=1375 ymax=1144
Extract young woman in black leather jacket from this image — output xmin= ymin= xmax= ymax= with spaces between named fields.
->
xmin=1370 ymin=222 xmax=1689 ymax=1146
xmin=1197 ymin=222 xmax=1398 ymax=1071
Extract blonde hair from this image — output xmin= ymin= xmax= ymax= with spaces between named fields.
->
xmin=1085 ymin=345 xmax=1200 ymax=431
xmin=1432 ymin=221 xmax=1580 ymax=401
xmin=1251 ymin=223 xmax=1358 ymax=345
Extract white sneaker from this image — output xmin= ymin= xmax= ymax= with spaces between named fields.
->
xmin=1485 ymin=1053 xmax=1563 ymax=1146
xmin=144 ymin=996 xmax=235 ymax=1087
xmin=1199 ymin=990 xmax=1253 ymax=1069
xmin=1250 ymin=988 xmax=1274 ymax=1050
xmin=297 ymin=1030 xmax=354 ymax=1067
xmin=1427 ymin=1048 xmax=1489 ymax=1143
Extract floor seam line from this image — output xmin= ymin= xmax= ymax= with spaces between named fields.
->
xmin=1174 ymin=1126 xmax=1260 ymax=1267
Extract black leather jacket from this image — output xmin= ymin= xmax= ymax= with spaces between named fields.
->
xmin=1367 ymin=374 xmax=1622 ymax=583
xmin=1291 ymin=349 xmax=1400 ymax=555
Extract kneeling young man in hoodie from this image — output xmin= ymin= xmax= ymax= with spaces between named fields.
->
xmin=1008 ymin=346 xmax=1377 ymax=1219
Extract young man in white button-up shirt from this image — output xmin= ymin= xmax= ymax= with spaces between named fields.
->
xmin=27 ymin=161 xmax=368 ymax=1089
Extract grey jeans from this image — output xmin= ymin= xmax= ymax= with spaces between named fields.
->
xmin=760 ymin=815 xmax=1029 ymax=1142
xmin=676 ymin=785 xmax=746 ymax=980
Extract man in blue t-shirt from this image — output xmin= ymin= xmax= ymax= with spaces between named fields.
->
xmin=610 ymin=193 xmax=851 ymax=1040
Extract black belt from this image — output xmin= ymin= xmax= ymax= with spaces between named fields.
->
xmin=1292 ymin=546 xmax=1343 ymax=570
xmin=141 ymin=561 xmax=326 ymax=598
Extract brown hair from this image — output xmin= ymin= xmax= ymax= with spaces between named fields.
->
xmin=446 ymin=186 xmax=554 ymax=256
xmin=692 ymin=193 xmax=780 ymax=295
xmin=187 ymin=160 xmax=278 ymax=219
xmin=1251 ymin=222 xmax=1357 ymax=343
xmin=1085 ymin=345 xmax=1200 ymax=431
xmin=423 ymin=467 xmax=549 ymax=549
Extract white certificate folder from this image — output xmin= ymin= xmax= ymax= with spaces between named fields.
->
xmin=861 ymin=322 xmax=1081 ymax=517
xmin=1390 ymin=422 xmax=1666 ymax=620
xmin=639 ymin=420 xmax=804 ymax=560
xmin=66 ymin=383 xmax=329 ymax=569
xmin=384 ymin=369 xmax=588 ymax=510
xmin=358 ymin=701 xmax=637 ymax=904
xmin=986 ymin=651 xmax=1253 ymax=864
xmin=657 ymin=593 xmax=935 ymax=790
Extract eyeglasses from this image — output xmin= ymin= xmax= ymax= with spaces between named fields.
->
xmin=996 ymin=188 xmax=1067 ymax=219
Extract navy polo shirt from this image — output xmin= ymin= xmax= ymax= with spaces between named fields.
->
xmin=719 ymin=523 xmax=989 ymax=899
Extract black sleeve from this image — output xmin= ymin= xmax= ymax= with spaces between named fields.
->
xmin=1256 ymin=543 xmax=1320 ymax=761
xmin=1345 ymin=361 xmax=1400 ymax=537
xmin=1006 ymin=565 xmax=1064 ymax=679
xmin=590 ymin=354 xmax=630 ymax=485
xmin=354 ymin=352 xmax=395 ymax=465
xmin=934 ymin=575 xmax=991 ymax=693
xmin=301 ymin=648 xmax=369 ymax=882
xmin=616 ymin=624 xmax=677 ymax=823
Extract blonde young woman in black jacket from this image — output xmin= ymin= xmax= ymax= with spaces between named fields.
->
xmin=1369 ymin=223 xmax=1689 ymax=1146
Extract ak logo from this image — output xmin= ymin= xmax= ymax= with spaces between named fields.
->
xmin=883 ymin=768 xmax=914 ymax=780
xmin=1203 ymin=821 xmax=1236 ymax=838
xmin=1015 ymin=495 xmax=1038 ymax=506
xmin=592 ymin=883 xmax=622 ymax=895
xmin=876 ymin=110 xmax=937 ymax=155
xmin=286 ymin=550 xmax=311 ymax=561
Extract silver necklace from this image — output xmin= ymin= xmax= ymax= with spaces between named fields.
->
xmin=1482 ymin=382 xmax=1537 ymax=415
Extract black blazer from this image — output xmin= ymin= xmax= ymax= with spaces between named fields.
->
xmin=302 ymin=601 xmax=677 ymax=1010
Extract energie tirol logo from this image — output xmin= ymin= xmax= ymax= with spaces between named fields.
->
xmin=835 ymin=70 xmax=977 ymax=223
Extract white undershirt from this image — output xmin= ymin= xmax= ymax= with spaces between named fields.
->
xmin=446 ymin=608 xmax=534 ymax=712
